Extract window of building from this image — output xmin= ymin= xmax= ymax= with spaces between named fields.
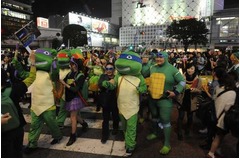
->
xmin=217 ymin=17 xmax=239 ymax=38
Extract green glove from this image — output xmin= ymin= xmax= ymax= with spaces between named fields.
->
xmin=102 ymin=81 xmax=110 ymax=88
xmin=137 ymin=86 xmax=146 ymax=94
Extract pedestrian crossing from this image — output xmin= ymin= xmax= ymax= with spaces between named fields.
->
xmin=20 ymin=102 xmax=126 ymax=157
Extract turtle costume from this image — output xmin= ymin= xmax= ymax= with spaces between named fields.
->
xmin=15 ymin=48 xmax=63 ymax=152
xmin=55 ymin=49 xmax=71 ymax=127
xmin=147 ymin=51 xmax=185 ymax=155
xmin=102 ymin=50 xmax=147 ymax=156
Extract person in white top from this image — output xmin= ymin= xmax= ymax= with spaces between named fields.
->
xmin=207 ymin=70 xmax=237 ymax=158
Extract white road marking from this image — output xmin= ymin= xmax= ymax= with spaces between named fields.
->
xmin=23 ymin=132 xmax=125 ymax=156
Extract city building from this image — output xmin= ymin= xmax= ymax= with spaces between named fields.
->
xmin=211 ymin=8 xmax=239 ymax=51
xmin=1 ymin=0 xmax=36 ymax=49
xmin=118 ymin=0 xmax=239 ymax=52
xmin=48 ymin=12 xmax=120 ymax=50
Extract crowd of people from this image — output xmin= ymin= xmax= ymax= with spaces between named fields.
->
xmin=1 ymin=47 xmax=239 ymax=158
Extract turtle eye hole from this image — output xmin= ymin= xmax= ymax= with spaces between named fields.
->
xmin=44 ymin=51 xmax=50 ymax=55
xmin=126 ymin=55 xmax=132 ymax=59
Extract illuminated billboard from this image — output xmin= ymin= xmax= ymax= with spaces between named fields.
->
xmin=92 ymin=19 xmax=108 ymax=33
xmin=37 ymin=17 xmax=49 ymax=28
xmin=68 ymin=12 xmax=92 ymax=30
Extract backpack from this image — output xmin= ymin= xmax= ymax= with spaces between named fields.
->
xmin=224 ymin=88 xmax=239 ymax=138
xmin=1 ymin=87 xmax=20 ymax=132
xmin=196 ymin=89 xmax=231 ymax=126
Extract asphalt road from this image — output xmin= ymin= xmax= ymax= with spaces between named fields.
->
xmin=21 ymin=101 xmax=238 ymax=158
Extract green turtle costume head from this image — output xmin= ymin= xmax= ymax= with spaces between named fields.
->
xmin=115 ymin=50 xmax=142 ymax=75
xmin=70 ymin=48 xmax=85 ymax=61
xmin=35 ymin=48 xmax=57 ymax=71
xmin=56 ymin=49 xmax=71 ymax=69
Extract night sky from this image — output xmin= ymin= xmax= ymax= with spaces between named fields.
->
xmin=32 ymin=0 xmax=112 ymax=19
xmin=32 ymin=0 xmax=238 ymax=19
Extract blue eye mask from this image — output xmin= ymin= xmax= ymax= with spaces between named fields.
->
xmin=119 ymin=54 xmax=142 ymax=63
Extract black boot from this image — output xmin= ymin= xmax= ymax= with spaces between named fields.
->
xmin=81 ymin=120 xmax=88 ymax=132
xmin=66 ymin=133 xmax=76 ymax=146
xmin=101 ymin=132 xmax=109 ymax=144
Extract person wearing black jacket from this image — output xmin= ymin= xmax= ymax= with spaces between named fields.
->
xmin=1 ymin=51 xmax=36 ymax=158
xmin=98 ymin=63 xmax=119 ymax=144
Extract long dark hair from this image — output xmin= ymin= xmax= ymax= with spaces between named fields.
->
xmin=215 ymin=67 xmax=236 ymax=90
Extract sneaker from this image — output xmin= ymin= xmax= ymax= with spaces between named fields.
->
xmin=199 ymin=128 xmax=208 ymax=134
xmin=50 ymin=137 xmax=63 ymax=145
xmin=124 ymin=149 xmax=134 ymax=157
xmin=160 ymin=146 xmax=171 ymax=155
xmin=23 ymin=146 xmax=38 ymax=154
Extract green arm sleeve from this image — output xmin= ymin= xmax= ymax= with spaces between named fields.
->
xmin=12 ymin=58 xmax=29 ymax=79
xmin=137 ymin=75 xmax=147 ymax=93
xmin=174 ymin=71 xmax=186 ymax=94
xmin=23 ymin=66 xmax=36 ymax=87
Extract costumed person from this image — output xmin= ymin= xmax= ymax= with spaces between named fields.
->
xmin=88 ymin=54 xmax=104 ymax=112
xmin=176 ymin=62 xmax=202 ymax=140
xmin=146 ymin=51 xmax=185 ymax=155
xmin=55 ymin=49 xmax=72 ymax=128
xmin=102 ymin=50 xmax=147 ymax=156
xmin=56 ymin=49 xmax=88 ymax=131
xmin=14 ymin=48 xmax=63 ymax=154
xmin=2 ymin=50 xmax=36 ymax=158
xmin=98 ymin=63 xmax=119 ymax=144
xmin=59 ymin=56 xmax=86 ymax=146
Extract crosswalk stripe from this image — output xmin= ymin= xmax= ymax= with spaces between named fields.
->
xmin=21 ymin=99 xmax=126 ymax=157
xmin=23 ymin=132 xmax=126 ymax=157
xmin=23 ymin=114 xmax=108 ymax=129
xmin=20 ymin=102 xmax=102 ymax=113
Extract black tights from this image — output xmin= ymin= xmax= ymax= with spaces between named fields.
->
xmin=177 ymin=110 xmax=193 ymax=134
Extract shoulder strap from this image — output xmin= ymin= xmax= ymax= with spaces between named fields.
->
xmin=74 ymin=72 xmax=84 ymax=81
xmin=217 ymin=89 xmax=233 ymax=98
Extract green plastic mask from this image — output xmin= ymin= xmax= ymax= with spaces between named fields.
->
xmin=35 ymin=48 xmax=57 ymax=71
xmin=115 ymin=50 xmax=142 ymax=75
xmin=57 ymin=49 xmax=71 ymax=69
